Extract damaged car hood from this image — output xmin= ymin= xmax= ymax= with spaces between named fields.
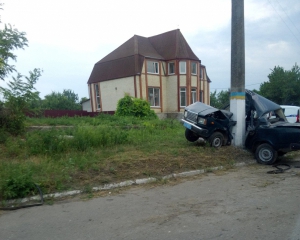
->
xmin=246 ymin=90 xmax=281 ymax=118
xmin=185 ymin=101 xmax=233 ymax=119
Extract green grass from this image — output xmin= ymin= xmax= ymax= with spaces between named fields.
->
xmin=0 ymin=115 xmax=253 ymax=202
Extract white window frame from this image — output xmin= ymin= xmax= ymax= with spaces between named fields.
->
xmin=191 ymin=62 xmax=197 ymax=75
xmin=147 ymin=61 xmax=159 ymax=74
xmin=148 ymin=87 xmax=160 ymax=107
xmin=168 ymin=62 xmax=175 ymax=75
xmin=191 ymin=88 xmax=197 ymax=103
xmin=180 ymin=87 xmax=186 ymax=107
xmin=179 ymin=61 xmax=186 ymax=74
xmin=94 ymin=84 xmax=101 ymax=110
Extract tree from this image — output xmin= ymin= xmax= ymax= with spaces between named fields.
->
xmin=259 ymin=64 xmax=300 ymax=105
xmin=0 ymin=68 xmax=42 ymax=134
xmin=80 ymin=97 xmax=89 ymax=104
xmin=210 ymin=90 xmax=230 ymax=109
xmin=0 ymin=4 xmax=28 ymax=80
xmin=42 ymin=89 xmax=81 ymax=110
xmin=0 ymin=4 xmax=42 ymax=135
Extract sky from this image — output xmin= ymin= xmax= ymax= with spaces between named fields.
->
xmin=0 ymin=0 xmax=299 ymax=100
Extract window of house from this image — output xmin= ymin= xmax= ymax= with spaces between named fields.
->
xmin=148 ymin=87 xmax=160 ymax=107
xmin=200 ymin=68 xmax=204 ymax=79
xmin=147 ymin=61 xmax=159 ymax=74
xmin=94 ymin=84 xmax=101 ymax=110
xmin=179 ymin=61 xmax=186 ymax=74
xmin=191 ymin=88 xmax=197 ymax=103
xmin=200 ymin=90 xmax=204 ymax=103
xmin=168 ymin=62 xmax=175 ymax=75
xmin=191 ymin=62 xmax=197 ymax=75
xmin=180 ymin=87 xmax=186 ymax=107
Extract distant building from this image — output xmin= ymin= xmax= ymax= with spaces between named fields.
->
xmin=81 ymin=99 xmax=91 ymax=112
xmin=87 ymin=29 xmax=211 ymax=114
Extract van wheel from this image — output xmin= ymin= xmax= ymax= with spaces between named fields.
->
xmin=255 ymin=143 xmax=278 ymax=165
xmin=209 ymin=132 xmax=224 ymax=148
xmin=185 ymin=129 xmax=199 ymax=142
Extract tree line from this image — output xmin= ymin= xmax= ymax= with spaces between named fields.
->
xmin=210 ymin=63 xmax=300 ymax=108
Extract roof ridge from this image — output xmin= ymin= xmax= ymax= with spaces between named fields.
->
xmin=95 ymin=54 xmax=141 ymax=65
xmin=175 ymin=29 xmax=179 ymax=58
xmin=134 ymin=35 xmax=139 ymax=55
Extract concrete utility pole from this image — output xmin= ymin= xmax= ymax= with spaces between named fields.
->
xmin=230 ymin=0 xmax=245 ymax=147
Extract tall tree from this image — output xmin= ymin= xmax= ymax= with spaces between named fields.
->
xmin=0 ymin=4 xmax=41 ymax=135
xmin=0 ymin=3 xmax=28 ymax=80
xmin=210 ymin=90 xmax=230 ymax=109
xmin=42 ymin=89 xmax=81 ymax=110
xmin=259 ymin=64 xmax=300 ymax=105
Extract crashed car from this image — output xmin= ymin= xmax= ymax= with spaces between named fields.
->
xmin=181 ymin=102 xmax=236 ymax=148
xmin=181 ymin=89 xmax=300 ymax=165
xmin=245 ymin=90 xmax=300 ymax=164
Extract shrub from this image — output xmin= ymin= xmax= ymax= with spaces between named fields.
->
xmin=0 ymin=69 xmax=42 ymax=135
xmin=0 ymin=128 xmax=9 ymax=144
xmin=115 ymin=95 xmax=157 ymax=118
xmin=0 ymin=167 xmax=36 ymax=200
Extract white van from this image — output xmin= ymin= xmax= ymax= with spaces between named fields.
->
xmin=280 ymin=105 xmax=300 ymax=123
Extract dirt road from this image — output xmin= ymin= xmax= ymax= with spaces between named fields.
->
xmin=1 ymin=162 xmax=300 ymax=240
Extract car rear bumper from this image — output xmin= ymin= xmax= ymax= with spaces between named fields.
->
xmin=181 ymin=119 xmax=209 ymax=137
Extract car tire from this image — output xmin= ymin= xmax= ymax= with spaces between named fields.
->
xmin=255 ymin=143 xmax=278 ymax=165
xmin=209 ymin=132 xmax=224 ymax=148
xmin=185 ymin=129 xmax=199 ymax=142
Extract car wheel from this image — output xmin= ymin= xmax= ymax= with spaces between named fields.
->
xmin=209 ymin=132 xmax=224 ymax=148
xmin=255 ymin=143 xmax=278 ymax=165
xmin=185 ymin=129 xmax=199 ymax=142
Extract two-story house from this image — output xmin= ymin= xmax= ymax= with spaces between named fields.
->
xmin=87 ymin=29 xmax=211 ymax=114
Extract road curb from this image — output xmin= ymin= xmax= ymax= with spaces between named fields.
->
xmin=8 ymin=162 xmax=251 ymax=204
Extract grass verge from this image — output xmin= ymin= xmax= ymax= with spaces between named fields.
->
xmin=0 ymin=114 xmax=254 ymax=203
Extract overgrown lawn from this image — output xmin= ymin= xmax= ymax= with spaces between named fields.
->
xmin=0 ymin=114 xmax=253 ymax=202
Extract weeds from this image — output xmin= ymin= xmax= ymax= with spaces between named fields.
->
xmin=0 ymin=115 xmax=253 ymax=201
xmin=0 ymin=165 xmax=36 ymax=200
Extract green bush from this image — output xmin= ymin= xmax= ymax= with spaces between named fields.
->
xmin=115 ymin=95 xmax=157 ymax=118
xmin=0 ymin=128 xmax=9 ymax=144
xmin=0 ymin=69 xmax=42 ymax=136
xmin=0 ymin=167 xmax=36 ymax=200
xmin=0 ymin=107 xmax=26 ymax=135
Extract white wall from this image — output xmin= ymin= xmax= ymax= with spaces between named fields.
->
xmin=100 ymin=77 xmax=135 ymax=111
xmin=82 ymin=100 xmax=92 ymax=112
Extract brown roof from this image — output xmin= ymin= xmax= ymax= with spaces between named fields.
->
xmin=88 ymin=29 xmax=200 ymax=84
xmin=148 ymin=30 xmax=199 ymax=60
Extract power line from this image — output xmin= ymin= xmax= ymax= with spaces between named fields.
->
xmin=267 ymin=0 xmax=300 ymax=46
xmin=275 ymin=0 xmax=300 ymax=36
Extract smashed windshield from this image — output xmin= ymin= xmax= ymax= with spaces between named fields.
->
xmin=263 ymin=108 xmax=287 ymax=123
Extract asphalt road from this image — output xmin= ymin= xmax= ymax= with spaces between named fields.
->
xmin=1 ymin=163 xmax=300 ymax=240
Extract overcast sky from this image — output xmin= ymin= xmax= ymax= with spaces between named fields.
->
xmin=1 ymin=0 xmax=299 ymax=100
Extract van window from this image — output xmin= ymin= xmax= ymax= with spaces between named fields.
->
xmin=281 ymin=105 xmax=300 ymax=123
xmin=283 ymin=108 xmax=296 ymax=117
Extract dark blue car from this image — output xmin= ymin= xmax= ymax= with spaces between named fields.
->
xmin=181 ymin=90 xmax=300 ymax=165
